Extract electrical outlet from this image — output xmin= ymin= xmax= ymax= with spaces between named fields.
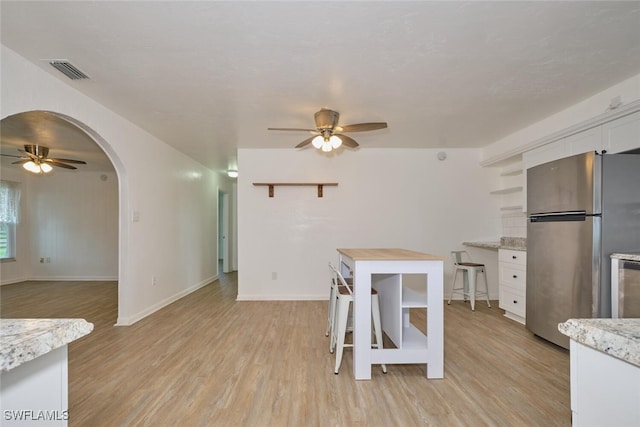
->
xmin=271 ymin=272 xmax=277 ymax=280
xmin=151 ymin=276 xmax=157 ymax=286
xmin=40 ymin=257 xmax=44 ymax=263
xmin=46 ymin=257 xmax=51 ymax=263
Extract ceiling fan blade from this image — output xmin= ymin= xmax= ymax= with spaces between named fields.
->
xmin=47 ymin=160 xmax=78 ymax=170
xmin=268 ymin=127 xmax=316 ymax=132
xmin=46 ymin=157 xmax=87 ymax=164
xmin=11 ymin=159 xmax=31 ymax=165
xmin=18 ymin=150 xmax=39 ymax=160
xmin=295 ymin=136 xmax=316 ymax=149
xmin=336 ymin=134 xmax=359 ymax=148
xmin=338 ymin=122 xmax=388 ymax=133
xmin=1 ymin=153 xmax=24 ymax=158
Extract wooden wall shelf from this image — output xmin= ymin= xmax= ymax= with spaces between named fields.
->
xmin=253 ymin=182 xmax=338 ymax=198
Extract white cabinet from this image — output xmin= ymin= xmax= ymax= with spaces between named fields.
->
xmin=565 ymin=126 xmax=603 ymax=157
xmin=602 ymin=110 xmax=640 ymax=154
xmin=498 ymin=249 xmax=527 ymax=324
xmin=569 ymin=340 xmax=640 ymax=426
xmin=524 ymin=113 xmax=640 ymax=170
xmin=523 ymin=139 xmax=571 ymax=170
xmin=523 ymin=126 xmax=602 ymax=170
xmin=1 ymin=347 xmax=69 ymax=426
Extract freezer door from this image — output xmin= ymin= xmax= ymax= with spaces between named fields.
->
xmin=527 ymin=151 xmax=599 ymax=215
xmin=526 ymin=216 xmax=598 ymax=349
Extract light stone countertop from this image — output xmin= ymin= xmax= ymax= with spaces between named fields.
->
xmin=463 ymin=237 xmax=526 ymax=251
xmin=558 ymin=318 xmax=640 ymax=367
xmin=0 ymin=318 xmax=93 ymax=372
xmin=611 ymin=252 xmax=640 ymax=262
xmin=462 ymin=241 xmax=501 ymax=249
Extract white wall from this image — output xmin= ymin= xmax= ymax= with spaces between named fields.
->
xmin=237 ymin=148 xmax=501 ymax=300
xmin=27 ymin=171 xmax=119 ymax=281
xmin=1 ymin=45 xmax=222 ymax=325
xmin=0 ymin=169 xmax=118 ymax=284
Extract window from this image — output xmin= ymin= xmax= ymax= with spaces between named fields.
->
xmin=0 ymin=180 xmax=21 ymax=260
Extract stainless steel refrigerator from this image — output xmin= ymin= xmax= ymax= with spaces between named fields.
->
xmin=526 ymin=151 xmax=640 ymax=349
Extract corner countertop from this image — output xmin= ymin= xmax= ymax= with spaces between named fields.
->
xmin=558 ymin=318 xmax=640 ymax=368
xmin=463 ymin=237 xmax=527 ymax=251
xmin=0 ymin=318 xmax=94 ymax=372
xmin=611 ymin=252 xmax=640 ymax=262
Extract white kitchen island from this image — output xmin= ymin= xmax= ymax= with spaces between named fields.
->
xmin=337 ymin=248 xmax=444 ymax=380
xmin=558 ymin=318 xmax=640 ymax=427
xmin=1 ymin=319 xmax=93 ymax=426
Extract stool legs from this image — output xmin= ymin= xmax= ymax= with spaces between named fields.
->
xmin=333 ymin=294 xmax=386 ymax=375
xmin=448 ymin=266 xmax=491 ymax=311
xmin=334 ymin=295 xmax=351 ymax=373
xmin=325 ymin=282 xmax=337 ymax=337
xmin=447 ymin=269 xmax=465 ymax=305
xmin=479 ymin=267 xmax=491 ymax=309
xmin=469 ymin=269 xmax=477 ymax=311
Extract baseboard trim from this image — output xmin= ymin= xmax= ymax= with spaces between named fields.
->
xmin=115 ymin=275 xmax=217 ymax=326
xmin=236 ymin=295 xmax=327 ymax=301
xmin=1 ymin=276 xmax=118 ymax=285
xmin=29 ymin=276 xmax=118 ymax=281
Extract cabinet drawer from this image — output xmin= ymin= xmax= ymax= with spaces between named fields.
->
xmin=500 ymin=287 xmax=526 ymax=318
xmin=499 ymin=249 xmax=526 ymax=265
xmin=499 ymin=264 xmax=526 ymax=290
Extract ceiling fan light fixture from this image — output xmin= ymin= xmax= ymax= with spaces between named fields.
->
xmin=268 ymin=108 xmax=387 ymax=151
xmin=23 ymin=161 xmax=41 ymax=174
xmin=312 ymin=135 xmax=324 ymax=149
xmin=22 ymin=159 xmax=53 ymax=174
xmin=227 ymin=170 xmax=238 ymax=178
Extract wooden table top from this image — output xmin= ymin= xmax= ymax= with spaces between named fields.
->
xmin=337 ymin=248 xmax=444 ymax=261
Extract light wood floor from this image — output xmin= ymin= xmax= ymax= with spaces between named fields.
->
xmin=1 ymin=273 xmax=570 ymax=426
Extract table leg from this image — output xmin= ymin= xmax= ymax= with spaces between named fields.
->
xmin=353 ymin=264 xmax=372 ymax=380
xmin=469 ymin=268 xmax=477 ymax=311
xmin=427 ymin=261 xmax=444 ymax=378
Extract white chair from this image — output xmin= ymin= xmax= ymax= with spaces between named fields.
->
xmin=328 ymin=263 xmax=386 ymax=375
xmin=447 ymin=251 xmax=491 ymax=311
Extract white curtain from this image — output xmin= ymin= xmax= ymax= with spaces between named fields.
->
xmin=0 ymin=180 xmax=21 ymax=224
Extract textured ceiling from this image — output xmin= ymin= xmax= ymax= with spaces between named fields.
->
xmin=2 ymin=1 xmax=640 ymax=174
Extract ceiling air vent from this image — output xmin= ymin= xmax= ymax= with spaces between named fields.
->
xmin=49 ymin=60 xmax=89 ymax=80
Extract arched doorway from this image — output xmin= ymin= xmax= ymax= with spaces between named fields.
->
xmin=0 ymin=110 xmax=127 ymax=324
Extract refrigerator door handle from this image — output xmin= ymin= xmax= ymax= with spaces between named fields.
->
xmin=622 ymin=260 xmax=640 ymax=271
xmin=529 ymin=211 xmax=587 ymax=222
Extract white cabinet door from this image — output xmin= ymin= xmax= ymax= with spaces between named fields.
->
xmin=570 ymin=340 xmax=640 ymax=427
xmin=565 ymin=126 xmax=603 ymax=156
xmin=602 ymin=110 xmax=640 ymax=154
xmin=498 ymin=249 xmax=527 ymax=323
xmin=523 ymin=140 xmax=569 ymax=170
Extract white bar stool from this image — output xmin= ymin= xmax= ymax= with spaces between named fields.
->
xmin=325 ymin=270 xmax=339 ymax=338
xmin=325 ymin=261 xmax=352 ymax=339
xmin=447 ymin=251 xmax=491 ymax=311
xmin=328 ymin=263 xmax=386 ymax=375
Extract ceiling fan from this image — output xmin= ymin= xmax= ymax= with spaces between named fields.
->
xmin=268 ymin=108 xmax=388 ymax=152
xmin=1 ymin=144 xmax=87 ymax=174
